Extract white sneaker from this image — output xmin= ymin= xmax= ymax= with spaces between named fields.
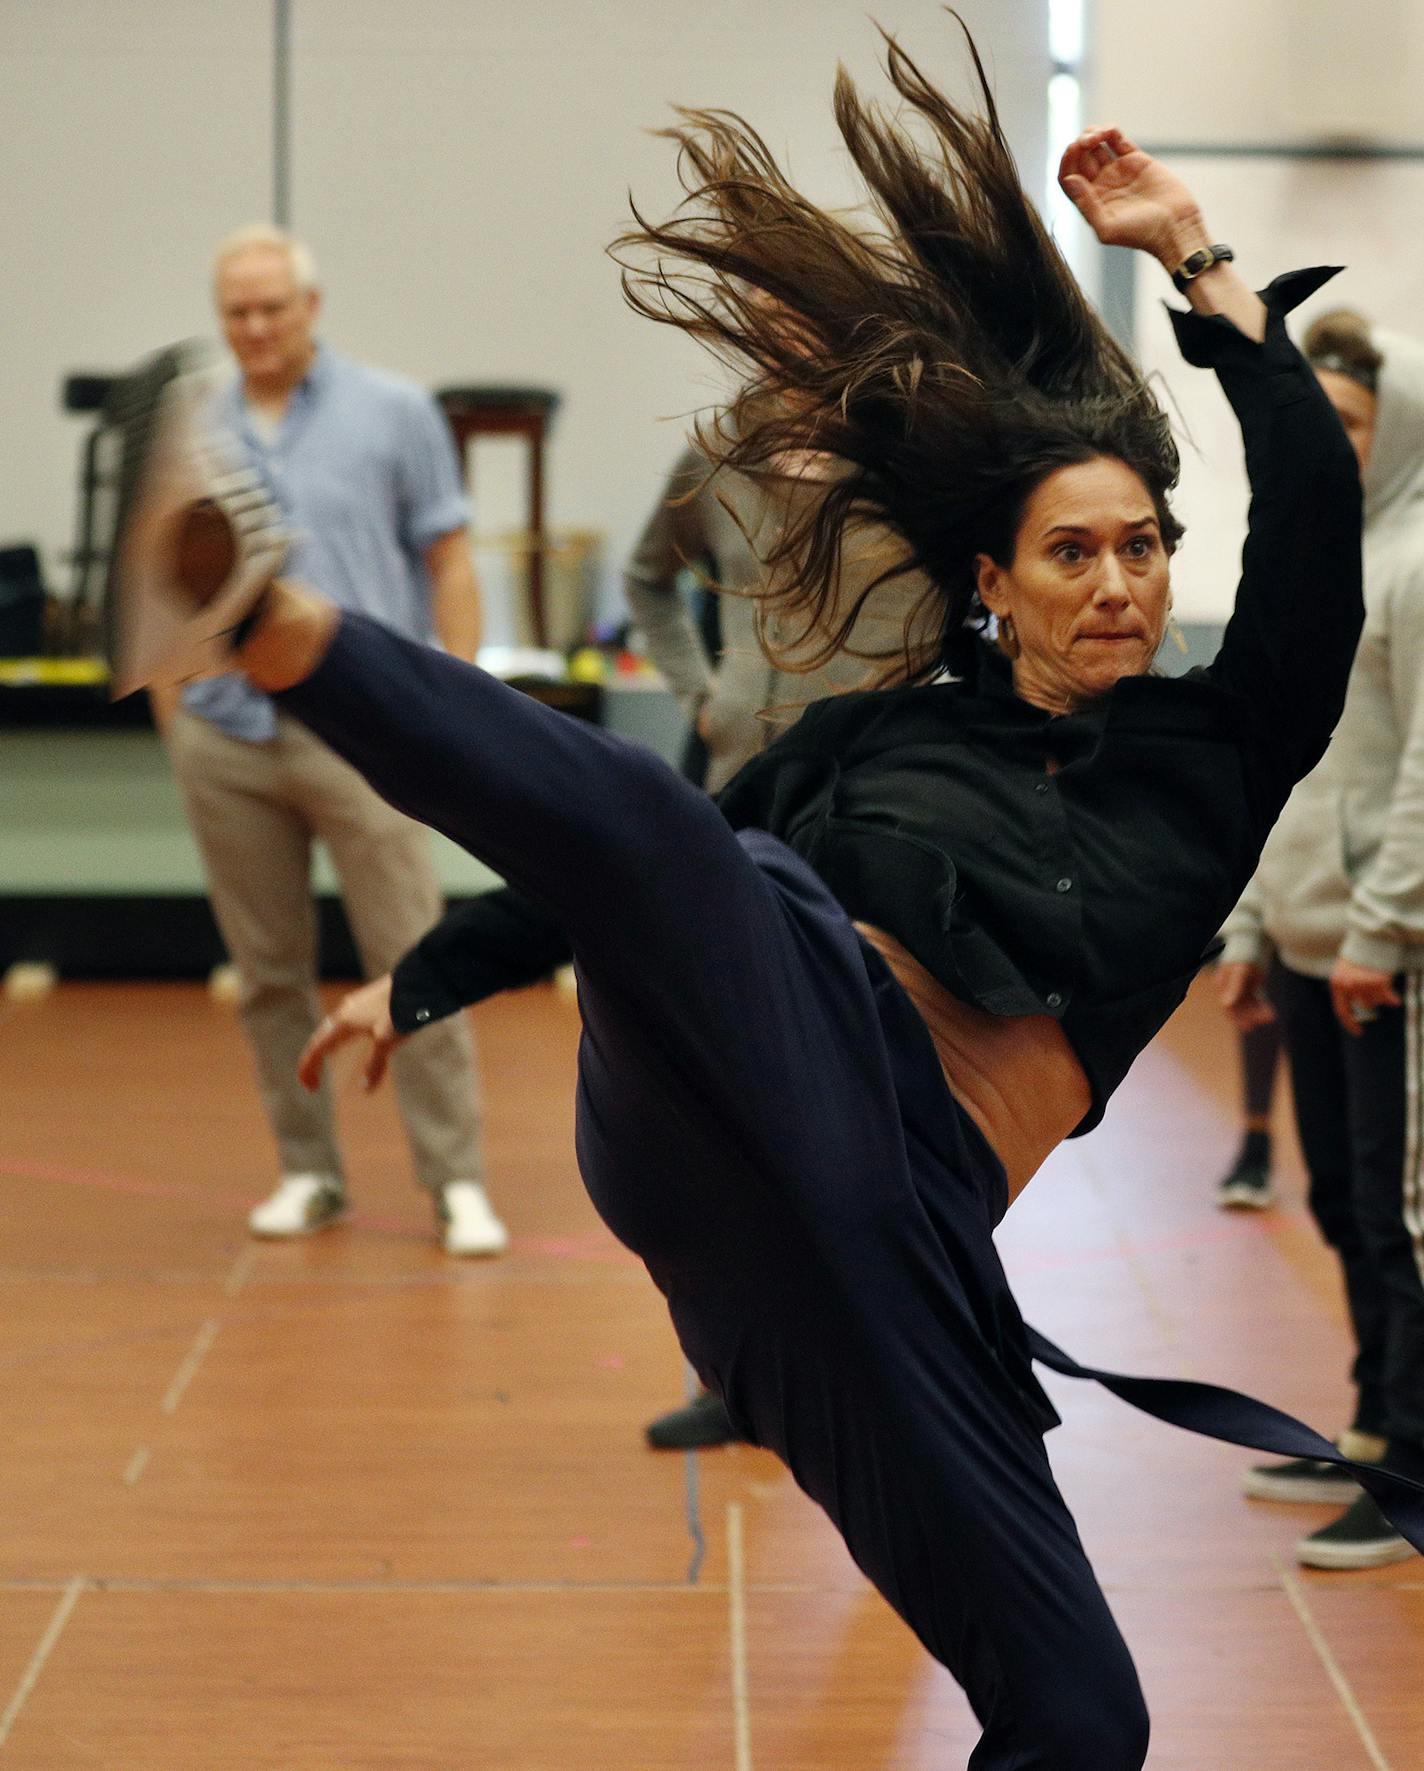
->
xmin=108 ymin=342 xmax=289 ymax=694
xmin=439 ymin=1182 xmax=509 ymax=1257
xmin=248 ymin=1174 xmax=347 ymax=1238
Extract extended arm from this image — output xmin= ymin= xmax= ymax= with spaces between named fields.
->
xmin=1060 ymin=126 xmax=1264 ymax=339
xmin=1062 ymin=128 xmax=1363 ymax=823
xmin=1173 ymin=274 xmax=1362 ymax=809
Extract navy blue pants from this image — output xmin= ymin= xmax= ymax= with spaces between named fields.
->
xmin=1274 ymin=966 xmax=1424 ymax=1448
xmin=282 ymin=615 xmax=1424 ymax=1770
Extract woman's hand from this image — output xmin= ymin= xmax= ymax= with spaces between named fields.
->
xmin=1329 ymin=958 xmax=1401 ymax=1038
xmin=1058 ymin=127 xmax=1207 ymax=268
xmin=298 ymin=974 xmax=406 ymax=1092
xmin=1217 ymin=961 xmax=1277 ymax=1033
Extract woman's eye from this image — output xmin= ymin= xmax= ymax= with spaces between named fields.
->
xmin=1055 ymin=544 xmax=1084 ymax=563
xmin=1123 ymin=536 xmax=1153 ymax=558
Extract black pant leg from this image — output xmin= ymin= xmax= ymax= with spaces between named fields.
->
xmin=1239 ymin=965 xmax=1285 ymax=1120
xmin=280 ymin=617 xmax=1148 ymax=1765
xmin=1343 ymin=974 xmax=1424 ymax=1449
xmin=1274 ymin=965 xmax=1390 ymax=1435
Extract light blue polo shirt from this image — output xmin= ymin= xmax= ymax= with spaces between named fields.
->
xmin=183 ymin=346 xmax=470 ymax=740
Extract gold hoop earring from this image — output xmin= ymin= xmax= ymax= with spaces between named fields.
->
xmin=999 ymin=613 xmax=1020 ymax=660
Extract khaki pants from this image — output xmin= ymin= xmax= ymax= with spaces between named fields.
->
xmin=168 ymin=708 xmax=483 ymax=1194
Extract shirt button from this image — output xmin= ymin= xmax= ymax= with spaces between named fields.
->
xmin=1056 ymin=877 xmax=1073 ymax=893
xmin=414 ymin=1007 xmax=432 ymax=1024
xmin=1046 ymin=991 xmax=1064 ymax=1009
xmin=1034 ymin=782 xmax=1050 ymax=794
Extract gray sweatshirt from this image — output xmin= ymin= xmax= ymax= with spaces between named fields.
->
xmin=1220 ymin=326 xmax=1424 ymax=978
xmin=624 ymin=444 xmax=919 ymax=792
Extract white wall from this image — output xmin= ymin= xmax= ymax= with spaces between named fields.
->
xmin=1 ymin=0 xmax=1049 ymax=616
xmin=1 ymin=1 xmax=272 ymax=596
xmin=1091 ymin=0 xmax=1424 ymax=147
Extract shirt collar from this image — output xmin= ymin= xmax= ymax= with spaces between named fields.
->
xmin=299 ymin=342 xmax=333 ymax=396
xmin=233 ymin=341 xmax=330 ymax=415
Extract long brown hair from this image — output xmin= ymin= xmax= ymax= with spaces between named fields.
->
xmin=613 ymin=16 xmax=1182 ymax=684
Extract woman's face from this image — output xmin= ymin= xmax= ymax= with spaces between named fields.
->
xmin=1315 ymin=369 xmax=1377 ymax=472
xmin=974 ymin=457 xmax=1172 ymax=714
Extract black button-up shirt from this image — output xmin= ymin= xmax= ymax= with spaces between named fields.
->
xmin=716 ymin=269 xmax=1364 ymax=1131
xmin=392 ymin=270 xmax=1362 ymax=1138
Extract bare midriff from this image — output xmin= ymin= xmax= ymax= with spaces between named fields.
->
xmin=856 ymin=922 xmax=1092 ymax=1204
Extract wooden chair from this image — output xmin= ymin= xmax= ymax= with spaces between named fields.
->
xmin=437 ymin=386 xmax=561 ymax=647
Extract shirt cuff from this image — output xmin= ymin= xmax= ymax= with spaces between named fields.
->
xmin=1167 ymin=265 xmax=1343 ymax=369
xmin=408 ymin=493 xmax=473 ymax=551
xmin=389 ymin=945 xmax=464 ymax=1034
xmin=1339 ymin=927 xmax=1405 ymax=976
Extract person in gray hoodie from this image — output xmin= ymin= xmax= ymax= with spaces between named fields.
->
xmin=1219 ymin=309 xmax=1424 ymax=1571
xmin=624 ymin=441 xmax=915 ymax=792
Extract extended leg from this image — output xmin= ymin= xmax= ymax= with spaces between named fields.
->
xmin=242 ymin=601 xmax=1149 ymax=1761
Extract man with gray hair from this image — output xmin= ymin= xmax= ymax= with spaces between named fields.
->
xmin=149 ymin=223 xmax=505 ymax=1255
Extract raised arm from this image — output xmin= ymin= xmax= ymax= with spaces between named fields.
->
xmin=1063 ymin=129 xmax=1364 ymax=822
xmin=1060 ymin=126 xmax=1265 ymax=341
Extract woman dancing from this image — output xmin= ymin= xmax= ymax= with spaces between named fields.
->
xmin=119 ymin=29 xmax=1424 ymax=1770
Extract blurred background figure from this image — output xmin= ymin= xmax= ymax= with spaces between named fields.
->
xmin=625 ymin=443 xmax=787 ymax=793
xmin=1219 ymin=310 xmax=1424 ymax=1569
xmin=1214 ymin=982 xmax=1284 ymax=1209
xmin=148 ymin=224 xmax=506 ymax=1256
xmin=625 ymin=438 xmax=915 ymax=789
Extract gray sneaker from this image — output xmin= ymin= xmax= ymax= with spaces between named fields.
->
xmin=1243 ymin=1456 xmax=1362 ymax=1505
xmin=248 ymin=1174 xmax=347 ymax=1238
xmin=1216 ymin=1151 xmax=1275 ymax=1211
xmin=1297 ymin=1492 xmax=1418 ymax=1570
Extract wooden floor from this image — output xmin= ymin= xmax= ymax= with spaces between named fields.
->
xmin=1 ymin=976 xmax=1421 ymax=1768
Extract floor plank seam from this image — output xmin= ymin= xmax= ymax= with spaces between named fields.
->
xmin=0 ymin=1576 xmax=838 ymax=1597
xmin=727 ymin=1503 xmax=753 ymax=1771
xmin=222 ymin=1246 xmax=257 ymax=1299
xmin=683 ymin=1359 xmax=707 ymax=1586
xmin=1072 ymin=1146 xmax=1192 ymax=1368
xmin=0 ymin=1574 xmax=86 ymax=1749
xmin=159 ymin=1316 xmax=221 ymax=1416
xmin=0 ymin=1264 xmax=650 ymax=1290
xmin=1275 ymin=1555 xmax=1392 ymax=1770
xmin=121 ymin=1446 xmax=151 ymax=1488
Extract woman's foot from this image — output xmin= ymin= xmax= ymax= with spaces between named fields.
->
xmin=108 ymin=344 xmax=291 ymax=692
xmin=645 ymin=1391 xmax=739 ymax=1450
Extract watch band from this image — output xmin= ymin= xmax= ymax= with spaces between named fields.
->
xmin=1171 ymin=243 xmax=1235 ymax=293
